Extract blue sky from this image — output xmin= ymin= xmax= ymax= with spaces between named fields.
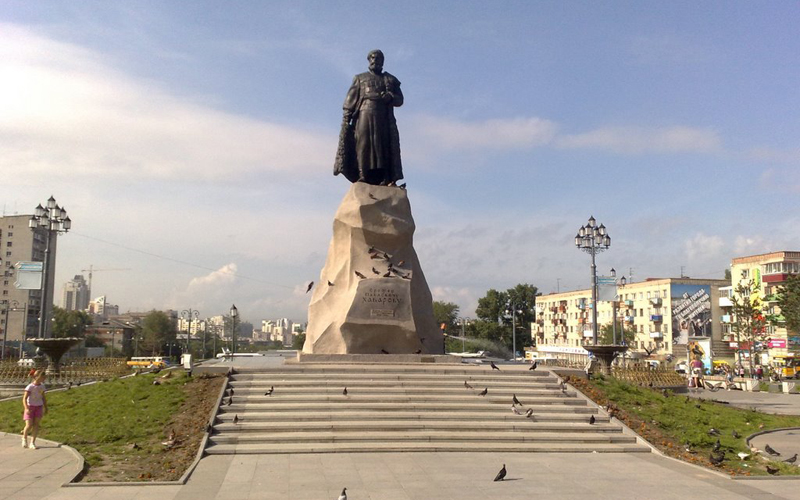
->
xmin=1 ymin=2 xmax=798 ymax=323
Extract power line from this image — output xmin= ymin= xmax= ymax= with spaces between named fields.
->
xmin=70 ymin=231 xmax=295 ymax=290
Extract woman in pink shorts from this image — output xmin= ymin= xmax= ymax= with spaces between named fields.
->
xmin=22 ymin=369 xmax=47 ymax=449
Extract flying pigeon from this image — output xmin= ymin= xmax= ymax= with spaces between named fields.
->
xmin=478 ymin=388 xmax=488 ymax=396
xmin=305 ymin=281 xmax=314 ymax=293
xmin=465 ymin=381 xmax=474 ymax=390
xmin=512 ymin=394 xmax=522 ymax=406
xmin=490 ymin=361 xmax=500 ymax=371
xmin=765 ymin=444 xmax=781 ymax=456
xmin=589 ymin=415 xmax=596 ymax=425
xmin=343 ymin=387 xmax=348 ymax=396
xmin=493 ymin=464 xmax=507 ymax=481
xmin=355 ymin=271 xmax=367 ymax=279
xmin=338 ymin=488 xmax=347 ymax=500
xmin=233 ymin=414 xmax=239 ymax=424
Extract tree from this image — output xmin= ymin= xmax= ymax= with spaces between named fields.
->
xmin=475 ymin=284 xmax=540 ymax=352
xmin=724 ymin=268 xmax=732 ymax=280
xmin=293 ymin=333 xmax=306 ymax=350
xmin=774 ymin=274 xmax=800 ymax=335
xmin=598 ymin=323 xmax=636 ymax=347
xmin=140 ymin=311 xmax=177 ymax=355
xmin=51 ymin=306 xmax=92 ymax=338
xmin=432 ymin=301 xmax=460 ymax=334
xmin=731 ymin=280 xmax=768 ymax=374
xmin=84 ymin=334 xmax=105 ymax=347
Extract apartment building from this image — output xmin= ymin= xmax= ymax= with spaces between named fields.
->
xmin=534 ymin=277 xmax=729 ymax=362
xmin=61 ymin=274 xmax=90 ymax=311
xmin=0 ymin=214 xmax=56 ymax=343
xmin=728 ymin=251 xmax=800 ymax=362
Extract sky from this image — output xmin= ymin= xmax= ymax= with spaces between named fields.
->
xmin=1 ymin=1 xmax=799 ymax=325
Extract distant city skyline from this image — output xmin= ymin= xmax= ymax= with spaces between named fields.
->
xmin=1 ymin=2 xmax=798 ymax=321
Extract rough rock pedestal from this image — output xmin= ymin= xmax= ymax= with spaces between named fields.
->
xmin=303 ymin=183 xmax=442 ymax=354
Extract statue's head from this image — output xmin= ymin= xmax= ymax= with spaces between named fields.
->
xmin=368 ymin=49 xmax=384 ymax=73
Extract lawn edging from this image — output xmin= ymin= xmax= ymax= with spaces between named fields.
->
xmin=732 ymin=426 xmax=800 ymax=481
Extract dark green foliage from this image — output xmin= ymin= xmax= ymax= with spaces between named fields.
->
xmin=775 ymin=274 xmax=800 ymax=335
xmin=51 ymin=307 xmax=92 ymax=338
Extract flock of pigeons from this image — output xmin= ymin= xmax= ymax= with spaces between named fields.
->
xmin=693 ymin=424 xmax=799 ymax=475
xmin=305 ymin=245 xmax=413 ymax=296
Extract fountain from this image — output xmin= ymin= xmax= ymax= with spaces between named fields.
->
xmin=30 ymin=338 xmax=82 ymax=376
xmin=584 ymin=344 xmax=628 ymax=376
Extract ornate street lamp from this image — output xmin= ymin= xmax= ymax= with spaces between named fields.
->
xmin=457 ymin=317 xmax=471 ymax=352
xmin=575 ymin=216 xmax=610 ymax=345
xmin=504 ymin=304 xmax=524 ymax=361
xmin=181 ymin=308 xmax=200 ymax=355
xmin=28 ymin=196 xmax=71 ymax=339
xmin=230 ymin=304 xmax=239 ymax=355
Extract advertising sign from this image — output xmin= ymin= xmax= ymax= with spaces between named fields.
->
xmin=14 ymin=261 xmax=43 ymax=290
xmin=671 ymin=284 xmax=712 ymax=345
xmin=768 ymin=338 xmax=787 ymax=349
xmin=597 ymin=276 xmax=617 ymax=302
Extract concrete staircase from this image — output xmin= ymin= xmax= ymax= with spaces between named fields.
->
xmin=205 ymin=364 xmax=650 ymax=454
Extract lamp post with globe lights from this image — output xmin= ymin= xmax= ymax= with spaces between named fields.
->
xmin=575 ymin=216 xmax=610 ymax=346
xmin=28 ymin=196 xmax=71 ymax=339
xmin=180 ymin=308 xmax=200 ymax=355
xmin=230 ymin=304 xmax=239 ymax=355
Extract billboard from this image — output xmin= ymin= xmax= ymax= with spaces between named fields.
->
xmin=671 ymin=284 xmax=712 ymax=345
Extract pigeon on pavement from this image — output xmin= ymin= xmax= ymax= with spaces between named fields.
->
xmin=525 ymin=408 xmax=534 ymax=418
xmin=343 ymin=387 xmax=348 ymax=396
xmin=479 ymin=388 xmax=488 ymax=396
xmin=767 ymin=466 xmax=779 ymax=475
xmin=589 ymin=415 xmax=596 ymax=425
xmin=765 ymin=444 xmax=781 ymax=456
xmin=465 ymin=381 xmax=473 ymax=390
xmin=233 ymin=414 xmax=239 ymax=424
xmin=512 ymin=394 xmax=522 ymax=406
xmin=529 ymin=361 xmax=537 ymax=371
xmin=265 ymin=386 xmax=274 ymax=396
xmin=783 ymin=453 xmax=798 ymax=464
xmin=338 ymin=487 xmax=347 ymax=500
xmin=490 ymin=361 xmax=500 ymax=371
xmin=511 ymin=405 xmax=523 ymax=415
xmin=493 ymin=464 xmax=507 ymax=481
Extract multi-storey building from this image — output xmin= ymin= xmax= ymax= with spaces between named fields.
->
xmin=177 ymin=317 xmax=207 ymax=337
xmin=729 ymin=251 xmax=800 ymax=363
xmin=0 ymin=214 xmax=56 ymax=344
xmin=534 ymin=277 xmax=729 ymax=364
xmin=88 ymin=295 xmax=119 ymax=319
xmin=61 ymin=274 xmax=90 ymax=311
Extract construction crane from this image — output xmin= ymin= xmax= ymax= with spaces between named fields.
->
xmin=81 ymin=265 xmax=131 ymax=298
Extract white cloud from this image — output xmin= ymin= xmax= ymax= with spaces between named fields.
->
xmin=0 ymin=23 xmax=332 ymax=184
xmin=409 ymin=115 xmax=558 ymax=150
xmin=556 ymin=126 xmax=722 ymax=154
xmin=733 ymin=236 xmax=768 ymax=258
xmin=431 ymin=286 xmax=478 ymax=317
xmin=188 ymin=263 xmax=238 ymax=289
xmin=684 ymin=233 xmax=724 ymax=262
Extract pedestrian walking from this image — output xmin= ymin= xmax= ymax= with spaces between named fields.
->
xmin=21 ymin=369 xmax=47 ymax=449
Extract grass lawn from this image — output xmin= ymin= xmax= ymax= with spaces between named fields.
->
xmin=570 ymin=375 xmax=800 ymax=476
xmin=0 ymin=370 xmax=224 ymax=482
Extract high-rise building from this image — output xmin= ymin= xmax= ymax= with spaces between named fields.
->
xmin=0 ymin=214 xmax=56 ymax=343
xmin=62 ymin=274 xmax=90 ymax=311
xmin=88 ymin=295 xmax=120 ymax=319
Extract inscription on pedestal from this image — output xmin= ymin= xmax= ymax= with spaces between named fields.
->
xmin=347 ymin=279 xmax=412 ymax=323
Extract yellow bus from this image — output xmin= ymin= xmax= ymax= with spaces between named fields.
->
xmin=126 ymin=357 xmax=169 ymax=369
xmin=772 ymin=356 xmax=798 ymax=379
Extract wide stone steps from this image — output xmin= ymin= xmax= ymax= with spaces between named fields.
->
xmin=209 ymin=430 xmax=636 ymax=445
xmin=214 ymin=410 xmax=608 ymax=423
xmin=214 ymin=421 xmax=619 ymax=433
xmin=206 ymin=365 xmax=650 ymax=455
xmin=205 ymin=442 xmax=649 ymax=455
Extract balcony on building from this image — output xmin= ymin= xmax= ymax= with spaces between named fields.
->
xmin=650 ymin=314 xmax=663 ymax=322
xmin=624 ymin=315 xmax=635 ymax=322
xmin=650 ymin=297 xmax=662 ymax=306
xmin=721 ymin=314 xmax=731 ymax=323
xmin=649 ymin=331 xmax=664 ymax=338
xmin=624 ymin=299 xmax=634 ymax=307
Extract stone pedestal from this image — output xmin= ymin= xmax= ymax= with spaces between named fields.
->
xmin=303 ymin=183 xmax=442 ymax=354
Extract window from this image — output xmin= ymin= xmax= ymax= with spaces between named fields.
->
xmin=5 ymin=252 xmax=9 ymax=257
xmin=647 ymin=292 xmax=651 ymax=299
xmin=638 ymin=293 xmax=643 ymax=300
xmin=6 ymin=232 xmax=11 ymax=237
xmin=6 ymin=242 xmax=11 ymax=247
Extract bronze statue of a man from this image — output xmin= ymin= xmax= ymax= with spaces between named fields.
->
xmin=334 ymin=50 xmax=404 ymax=185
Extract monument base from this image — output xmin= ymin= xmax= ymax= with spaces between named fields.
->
xmin=293 ymin=352 xmax=462 ymax=364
